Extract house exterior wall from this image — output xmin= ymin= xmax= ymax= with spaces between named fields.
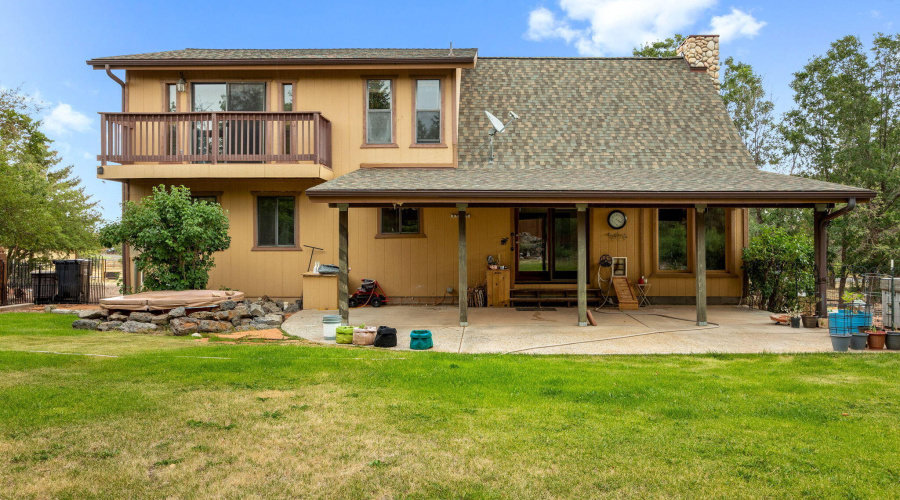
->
xmin=113 ymin=64 xmax=747 ymax=304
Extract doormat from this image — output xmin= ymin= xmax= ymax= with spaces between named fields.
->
xmin=516 ymin=307 xmax=557 ymax=312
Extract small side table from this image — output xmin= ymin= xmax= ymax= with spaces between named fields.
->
xmin=636 ymin=283 xmax=651 ymax=307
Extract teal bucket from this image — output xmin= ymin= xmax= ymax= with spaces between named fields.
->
xmin=410 ymin=330 xmax=433 ymax=350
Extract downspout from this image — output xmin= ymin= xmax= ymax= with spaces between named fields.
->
xmin=816 ymin=198 xmax=856 ymax=317
xmin=106 ymin=64 xmax=129 ymax=292
xmin=104 ymin=64 xmax=126 ymax=111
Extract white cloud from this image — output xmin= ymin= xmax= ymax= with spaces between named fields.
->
xmin=525 ymin=1 xmax=766 ymax=55
xmin=709 ymin=8 xmax=766 ymax=40
xmin=42 ymin=103 xmax=91 ymax=136
xmin=525 ymin=0 xmax=718 ymax=55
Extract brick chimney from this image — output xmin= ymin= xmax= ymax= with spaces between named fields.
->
xmin=677 ymin=35 xmax=720 ymax=89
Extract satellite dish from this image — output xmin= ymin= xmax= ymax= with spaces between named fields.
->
xmin=485 ymin=110 xmax=506 ymax=133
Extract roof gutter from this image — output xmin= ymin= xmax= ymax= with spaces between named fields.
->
xmin=87 ymin=57 xmax=476 ymax=69
xmin=104 ymin=64 xmax=126 ymax=111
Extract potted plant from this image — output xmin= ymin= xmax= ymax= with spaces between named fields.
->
xmin=787 ymin=305 xmax=802 ymax=329
xmin=800 ymin=296 xmax=818 ymax=328
xmin=867 ymin=326 xmax=886 ymax=350
xmin=886 ymin=329 xmax=900 ymax=350
xmin=830 ymin=331 xmax=852 ymax=351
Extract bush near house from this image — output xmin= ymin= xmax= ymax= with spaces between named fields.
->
xmin=743 ymin=226 xmax=815 ymax=313
xmin=100 ymin=185 xmax=230 ymax=291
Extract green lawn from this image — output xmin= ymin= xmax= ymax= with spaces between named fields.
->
xmin=1 ymin=313 xmax=898 ymax=498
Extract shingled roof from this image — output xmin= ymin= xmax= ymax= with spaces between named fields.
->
xmin=308 ymin=57 xmax=874 ymax=205
xmin=87 ymin=48 xmax=477 ymax=67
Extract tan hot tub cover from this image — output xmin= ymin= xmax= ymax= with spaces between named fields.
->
xmin=100 ymin=290 xmax=246 ymax=311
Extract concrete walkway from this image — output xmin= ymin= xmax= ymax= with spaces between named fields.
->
xmin=282 ymin=305 xmax=843 ymax=355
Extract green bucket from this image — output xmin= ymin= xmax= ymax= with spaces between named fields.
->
xmin=410 ymin=330 xmax=433 ymax=350
xmin=335 ymin=325 xmax=355 ymax=344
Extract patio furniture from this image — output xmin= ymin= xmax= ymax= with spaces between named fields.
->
xmin=636 ymin=283 xmax=651 ymax=307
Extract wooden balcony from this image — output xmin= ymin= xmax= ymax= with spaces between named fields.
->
xmin=97 ymin=111 xmax=332 ymax=180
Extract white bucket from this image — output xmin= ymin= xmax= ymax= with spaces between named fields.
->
xmin=322 ymin=314 xmax=341 ymax=341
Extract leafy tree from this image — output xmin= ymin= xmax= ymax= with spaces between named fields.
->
xmin=780 ymin=34 xmax=900 ymax=268
xmin=99 ymin=185 xmax=231 ymax=291
xmin=742 ymin=226 xmax=815 ymax=313
xmin=0 ymin=87 xmax=101 ymax=260
xmin=631 ymin=34 xmax=685 ymax=57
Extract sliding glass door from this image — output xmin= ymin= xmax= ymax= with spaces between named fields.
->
xmin=515 ymin=208 xmax=582 ymax=282
xmin=191 ymin=83 xmax=266 ymax=160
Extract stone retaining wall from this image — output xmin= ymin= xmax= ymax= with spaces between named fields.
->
xmin=72 ymin=296 xmax=299 ymax=335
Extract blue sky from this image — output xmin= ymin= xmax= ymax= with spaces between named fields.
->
xmin=1 ymin=0 xmax=897 ymax=219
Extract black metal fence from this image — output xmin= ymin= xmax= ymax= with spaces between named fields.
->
xmin=824 ymin=265 xmax=899 ymax=330
xmin=2 ymin=257 xmax=114 ymax=306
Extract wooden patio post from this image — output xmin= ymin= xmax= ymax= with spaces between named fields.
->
xmin=814 ymin=205 xmax=828 ymax=318
xmin=457 ymin=203 xmax=468 ymax=327
xmin=577 ymin=204 xmax=588 ymax=326
xmin=695 ymin=205 xmax=708 ymax=326
xmin=338 ymin=204 xmax=349 ymax=326
xmin=0 ymin=247 xmax=7 ymax=307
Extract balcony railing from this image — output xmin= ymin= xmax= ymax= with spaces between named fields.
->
xmin=98 ymin=111 xmax=332 ymax=167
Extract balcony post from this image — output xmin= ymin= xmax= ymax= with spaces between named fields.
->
xmin=313 ymin=113 xmax=320 ymax=163
xmin=210 ymin=113 xmax=218 ymax=164
xmin=100 ymin=114 xmax=107 ymax=166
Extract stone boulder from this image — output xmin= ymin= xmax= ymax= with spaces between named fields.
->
xmin=129 ymin=312 xmax=154 ymax=323
xmin=263 ymin=301 xmax=281 ymax=314
xmin=170 ymin=317 xmax=199 ymax=336
xmin=97 ymin=321 xmax=123 ymax=332
xmin=220 ymin=300 xmax=237 ymax=311
xmin=214 ymin=310 xmax=233 ymax=321
xmin=232 ymin=304 xmax=250 ymax=319
xmin=249 ymin=303 xmax=266 ymax=317
xmin=284 ymin=301 xmax=300 ymax=314
xmin=72 ymin=319 xmax=101 ymax=330
xmin=251 ymin=314 xmax=284 ymax=328
xmin=151 ymin=314 xmax=170 ymax=326
xmin=168 ymin=306 xmax=186 ymax=319
xmin=78 ymin=309 xmax=108 ymax=320
xmin=199 ymin=320 xmax=233 ymax=333
xmin=109 ymin=312 xmax=129 ymax=322
xmin=232 ymin=317 xmax=252 ymax=328
xmin=120 ymin=321 xmax=158 ymax=333
xmin=189 ymin=311 xmax=216 ymax=320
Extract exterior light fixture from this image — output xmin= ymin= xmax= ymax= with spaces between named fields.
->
xmin=176 ymin=73 xmax=186 ymax=93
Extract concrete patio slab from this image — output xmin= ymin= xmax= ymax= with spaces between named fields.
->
xmin=281 ymin=305 xmax=854 ymax=355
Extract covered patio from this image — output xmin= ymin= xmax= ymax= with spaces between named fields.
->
xmin=282 ymin=304 xmax=842 ymax=354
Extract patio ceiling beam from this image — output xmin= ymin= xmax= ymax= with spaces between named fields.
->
xmin=457 ymin=203 xmax=468 ymax=327
xmin=695 ymin=204 xmax=708 ymax=326
xmin=577 ymin=204 xmax=588 ymax=327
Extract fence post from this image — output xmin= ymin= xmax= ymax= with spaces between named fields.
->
xmin=0 ymin=247 xmax=7 ymax=306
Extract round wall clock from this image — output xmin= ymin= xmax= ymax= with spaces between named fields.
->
xmin=608 ymin=210 xmax=627 ymax=230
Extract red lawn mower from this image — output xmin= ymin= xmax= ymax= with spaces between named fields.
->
xmin=348 ymin=279 xmax=389 ymax=308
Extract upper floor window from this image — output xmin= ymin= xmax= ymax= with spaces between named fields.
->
xmin=166 ymin=84 xmax=177 ymax=112
xmin=192 ymin=82 xmax=266 ymax=111
xmin=282 ymin=83 xmax=293 ymax=111
xmin=366 ymin=79 xmax=393 ymax=144
xmin=415 ymin=79 xmax=441 ymax=144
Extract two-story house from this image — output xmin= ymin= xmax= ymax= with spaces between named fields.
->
xmin=87 ymin=38 xmax=874 ymax=327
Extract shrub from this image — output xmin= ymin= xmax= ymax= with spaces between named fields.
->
xmin=99 ymin=185 xmax=230 ymax=291
xmin=742 ymin=226 xmax=814 ymax=313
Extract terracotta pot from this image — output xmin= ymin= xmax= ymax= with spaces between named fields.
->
xmin=867 ymin=332 xmax=886 ymax=350
xmin=801 ymin=315 xmax=818 ymax=328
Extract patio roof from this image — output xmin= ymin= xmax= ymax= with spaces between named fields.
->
xmin=307 ymin=57 xmax=874 ymax=206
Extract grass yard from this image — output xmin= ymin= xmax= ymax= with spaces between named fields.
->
xmin=1 ymin=313 xmax=899 ymax=498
